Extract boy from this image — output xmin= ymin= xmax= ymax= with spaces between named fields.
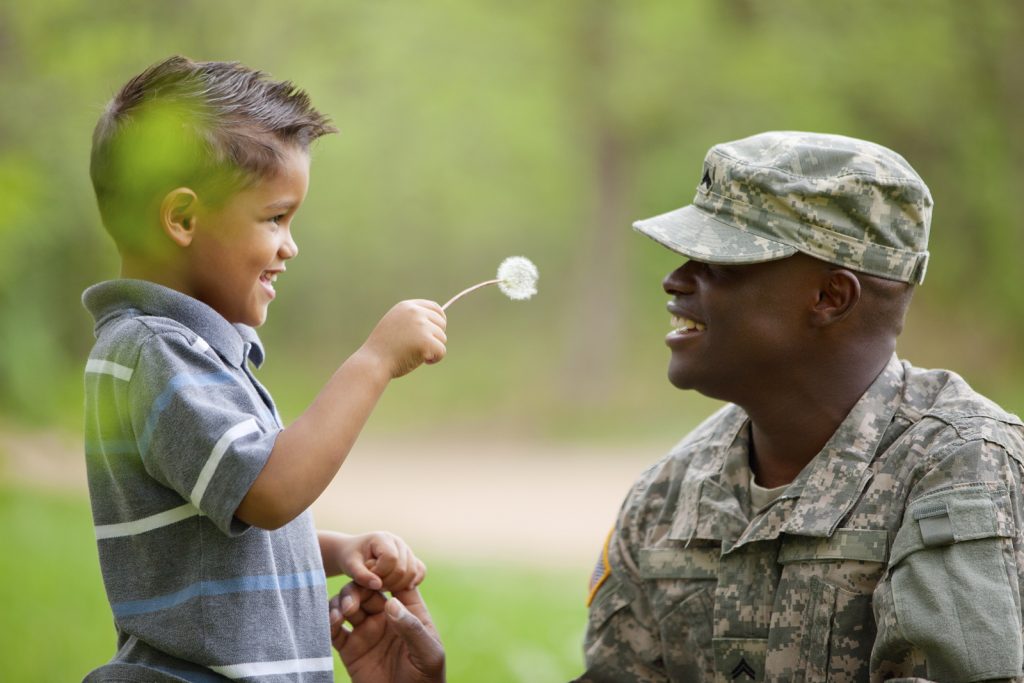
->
xmin=82 ymin=56 xmax=447 ymax=681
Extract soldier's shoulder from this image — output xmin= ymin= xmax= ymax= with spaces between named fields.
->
xmin=629 ymin=403 xmax=746 ymax=496
xmin=902 ymin=361 xmax=1022 ymax=433
xmin=898 ymin=361 xmax=1024 ymax=466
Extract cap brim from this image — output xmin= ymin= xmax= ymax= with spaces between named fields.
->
xmin=633 ymin=205 xmax=797 ymax=265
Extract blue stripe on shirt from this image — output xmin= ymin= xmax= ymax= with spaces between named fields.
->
xmin=138 ymin=371 xmax=237 ymax=458
xmin=112 ymin=569 xmax=326 ymax=618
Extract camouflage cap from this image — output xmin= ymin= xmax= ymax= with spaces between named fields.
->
xmin=633 ymin=131 xmax=933 ymax=284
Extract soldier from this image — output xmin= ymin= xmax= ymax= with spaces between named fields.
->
xmin=580 ymin=131 xmax=1024 ymax=682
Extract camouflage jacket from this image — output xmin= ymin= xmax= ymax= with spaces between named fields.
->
xmin=579 ymin=356 xmax=1024 ymax=682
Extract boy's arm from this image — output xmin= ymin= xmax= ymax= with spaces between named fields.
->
xmin=236 ymin=300 xmax=445 ymax=529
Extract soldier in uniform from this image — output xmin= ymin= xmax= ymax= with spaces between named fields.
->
xmin=580 ymin=131 xmax=1024 ymax=682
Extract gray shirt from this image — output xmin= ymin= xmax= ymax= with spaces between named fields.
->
xmin=82 ymin=279 xmax=331 ymax=682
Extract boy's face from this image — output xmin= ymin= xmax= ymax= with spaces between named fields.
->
xmin=185 ymin=146 xmax=310 ymax=326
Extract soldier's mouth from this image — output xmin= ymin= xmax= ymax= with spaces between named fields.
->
xmin=671 ymin=315 xmax=706 ymax=333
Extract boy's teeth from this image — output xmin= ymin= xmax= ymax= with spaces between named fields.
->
xmin=671 ymin=315 xmax=706 ymax=332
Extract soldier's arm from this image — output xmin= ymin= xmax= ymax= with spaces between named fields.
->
xmin=871 ymin=438 xmax=1024 ymax=682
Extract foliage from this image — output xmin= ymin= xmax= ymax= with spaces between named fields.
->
xmin=1 ymin=0 xmax=1023 ymax=434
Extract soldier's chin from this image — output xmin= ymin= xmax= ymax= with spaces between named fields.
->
xmin=666 ymin=362 xmax=696 ymax=390
xmin=666 ymin=362 xmax=725 ymax=400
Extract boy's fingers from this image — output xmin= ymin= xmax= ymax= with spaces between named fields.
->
xmin=425 ymin=340 xmax=447 ymax=365
xmin=389 ymin=543 xmax=413 ymax=591
xmin=413 ymin=559 xmax=427 ymax=587
xmin=370 ymin=542 xmax=399 ymax=578
xmin=348 ymin=562 xmax=383 ymax=591
xmin=426 ymin=310 xmax=447 ymax=328
xmin=412 ymin=299 xmax=445 ymax=315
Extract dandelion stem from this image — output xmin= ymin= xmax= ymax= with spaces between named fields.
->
xmin=442 ymin=279 xmax=502 ymax=311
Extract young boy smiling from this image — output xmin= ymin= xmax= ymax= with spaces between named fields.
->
xmin=82 ymin=56 xmax=446 ymax=681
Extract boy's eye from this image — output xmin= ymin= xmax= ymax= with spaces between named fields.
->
xmin=269 ymin=215 xmax=285 ymax=225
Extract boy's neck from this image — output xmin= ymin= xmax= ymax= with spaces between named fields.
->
xmin=120 ymin=257 xmax=192 ymax=299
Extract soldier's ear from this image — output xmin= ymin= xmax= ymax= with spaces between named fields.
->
xmin=810 ymin=268 xmax=860 ymax=327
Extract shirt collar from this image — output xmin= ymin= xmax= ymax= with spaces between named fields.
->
xmin=82 ymin=279 xmax=265 ymax=368
xmin=777 ymin=353 xmax=905 ymax=537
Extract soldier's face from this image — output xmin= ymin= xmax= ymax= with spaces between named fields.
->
xmin=661 ymin=255 xmax=822 ymax=403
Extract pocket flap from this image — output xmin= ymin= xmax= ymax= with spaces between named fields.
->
xmin=638 ymin=546 xmax=719 ymax=579
xmin=778 ymin=528 xmax=889 ymax=564
xmin=890 ymin=485 xmax=1013 ymax=567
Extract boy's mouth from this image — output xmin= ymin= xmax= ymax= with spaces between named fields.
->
xmin=259 ymin=270 xmax=280 ymax=299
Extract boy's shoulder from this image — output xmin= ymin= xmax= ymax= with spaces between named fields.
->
xmin=83 ymin=279 xmax=229 ymax=373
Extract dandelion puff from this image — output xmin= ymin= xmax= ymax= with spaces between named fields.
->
xmin=496 ymin=256 xmax=539 ymax=301
xmin=442 ymin=256 xmax=539 ymax=311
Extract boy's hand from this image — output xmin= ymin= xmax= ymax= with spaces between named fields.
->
xmin=360 ymin=300 xmax=447 ymax=379
xmin=329 ymin=531 xmax=427 ymax=592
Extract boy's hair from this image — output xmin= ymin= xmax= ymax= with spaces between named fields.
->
xmin=90 ymin=55 xmax=336 ymax=255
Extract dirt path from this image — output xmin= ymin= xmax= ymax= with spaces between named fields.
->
xmin=0 ymin=427 xmax=665 ymax=570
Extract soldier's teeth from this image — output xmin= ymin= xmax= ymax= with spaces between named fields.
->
xmin=671 ymin=315 xmax=705 ymax=332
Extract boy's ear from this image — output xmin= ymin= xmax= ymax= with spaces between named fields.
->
xmin=810 ymin=268 xmax=861 ymax=327
xmin=160 ymin=188 xmax=200 ymax=248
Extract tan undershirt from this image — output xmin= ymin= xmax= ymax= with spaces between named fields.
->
xmin=749 ymin=472 xmax=789 ymax=512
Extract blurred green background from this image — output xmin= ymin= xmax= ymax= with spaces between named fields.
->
xmin=1 ymin=1 xmax=1023 ymax=681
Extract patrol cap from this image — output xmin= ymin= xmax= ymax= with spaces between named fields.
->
xmin=633 ymin=131 xmax=933 ymax=284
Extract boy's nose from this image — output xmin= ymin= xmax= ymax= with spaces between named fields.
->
xmin=281 ymin=232 xmax=299 ymax=259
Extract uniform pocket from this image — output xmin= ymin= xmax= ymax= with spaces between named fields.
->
xmin=638 ymin=545 xmax=718 ymax=680
xmin=797 ymin=576 xmax=836 ymax=681
xmin=659 ymin=584 xmax=715 ymax=681
xmin=771 ymin=531 xmax=885 ymax=682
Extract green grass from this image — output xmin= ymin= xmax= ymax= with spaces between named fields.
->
xmin=0 ymin=485 xmax=587 ymax=682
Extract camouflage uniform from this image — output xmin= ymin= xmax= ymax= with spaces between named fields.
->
xmin=580 ymin=133 xmax=1024 ymax=681
xmin=581 ymin=356 xmax=1024 ymax=682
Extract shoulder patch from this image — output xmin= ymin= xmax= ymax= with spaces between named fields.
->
xmin=586 ymin=527 xmax=614 ymax=607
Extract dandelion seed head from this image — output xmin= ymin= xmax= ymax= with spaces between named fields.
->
xmin=496 ymin=256 xmax=539 ymax=301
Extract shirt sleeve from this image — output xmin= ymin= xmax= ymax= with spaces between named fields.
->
xmin=579 ymin=481 xmax=669 ymax=683
xmin=872 ymin=438 xmax=1024 ymax=682
xmin=127 ymin=330 xmax=280 ymax=536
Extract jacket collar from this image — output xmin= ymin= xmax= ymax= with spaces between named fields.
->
xmin=669 ymin=355 xmax=906 ymax=548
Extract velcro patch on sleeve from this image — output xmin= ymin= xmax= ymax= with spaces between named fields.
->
xmin=586 ymin=527 xmax=614 ymax=607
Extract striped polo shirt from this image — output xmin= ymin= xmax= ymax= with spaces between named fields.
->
xmin=82 ymin=279 xmax=332 ymax=682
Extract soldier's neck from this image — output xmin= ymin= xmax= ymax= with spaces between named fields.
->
xmin=742 ymin=355 xmax=890 ymax=489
